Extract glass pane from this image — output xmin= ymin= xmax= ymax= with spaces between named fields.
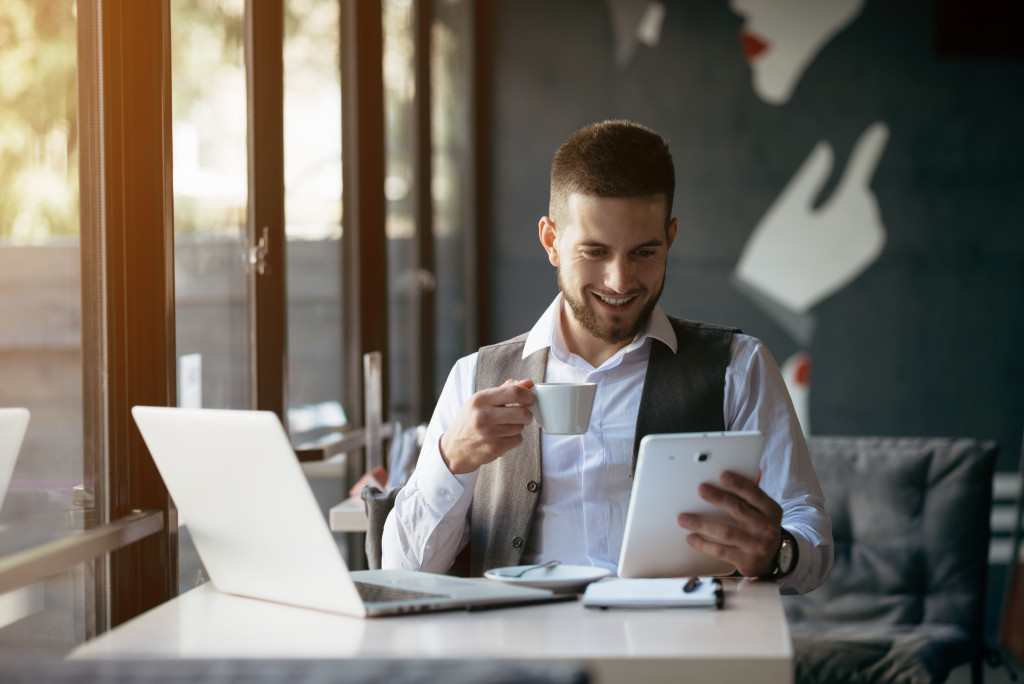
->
xmin=170 ymin=0 xmax=249 ymax=591
xmin=171 ymin=0 xmax=250 ymax=413
xmin=0 ymin=564 xmax=90 ymax=656
xmin=384 ymin=0 xmax=421 ymax=427
xmin=284 ymin=0 xmax=347 ymax=444
xmin=0 ymin=0 xmax=87 ymax=653
xmin=431 ymin=0 xmax=472 ymax=400
xmin=0 ymin=0 xmax=84 ymax=651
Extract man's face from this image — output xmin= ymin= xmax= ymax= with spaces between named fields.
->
xmin=541 ymin=194 xmax=677 ymax=350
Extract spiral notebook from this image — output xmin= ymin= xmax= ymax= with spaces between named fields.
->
xmin=582 ymin=577 xmax=724 ymax=609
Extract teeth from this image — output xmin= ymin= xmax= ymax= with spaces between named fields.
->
xmin=599 ymin=294 xmax=633 ymax=306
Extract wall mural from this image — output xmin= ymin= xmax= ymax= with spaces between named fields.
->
xmin=729 ymin=0 xmax=882 ymax=434
xmin=490 ymin=0 xmax=1023 ymax=467
xmin=607 ymin=0 xmax=886 ymax=434
xmin=490 ymin=0 xmax=1024 ymax=638
xmin=734 ymin=119 xmax=890 ymax=433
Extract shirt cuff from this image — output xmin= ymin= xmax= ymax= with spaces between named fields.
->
xmin=413 ymin=434 xmax=478 ymax=518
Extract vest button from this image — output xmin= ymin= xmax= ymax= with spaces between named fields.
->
xmin=526 ymin=480 xmax=539 ymax=492
xmin=512 ymin=536 xmax=523 ymax=549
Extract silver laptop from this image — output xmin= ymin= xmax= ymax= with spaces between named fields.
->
xmin=132 ymin=406 xmax=555 ymax=618
xmin=0 ymin=408 xmax=30 ymax=514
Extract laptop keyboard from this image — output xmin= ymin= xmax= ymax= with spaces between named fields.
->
xmin=354 ymin=581 xmax=447 ymax=604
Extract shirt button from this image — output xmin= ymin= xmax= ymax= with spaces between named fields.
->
xmin=512 ymin=536 xmax=523 ymax=549
xmin=444 ymin=491 xmax=453 ymax=501
xmin=526 ymin=480 xmax=539 ymax=493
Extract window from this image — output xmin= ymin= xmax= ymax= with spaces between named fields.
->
xmin=285 ymin=0 xmax=347 ymax=443
xmin=0 ymin=0 xmax=85 ymax=651
xmin=0 ymin=0 xmax=479 ymax=656
xmin=430 ymin=0 xmax=476 ymax=396
xmin=170 ymin=0 xmax=250 ymax=593
xmin=172 ymin=0 xmax=251 ymax=414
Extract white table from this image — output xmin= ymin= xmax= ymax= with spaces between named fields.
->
xmin=328 ymin=495 xmax=368 ymax=532
xmin=71 ymin=578 xmax=793 ymax=683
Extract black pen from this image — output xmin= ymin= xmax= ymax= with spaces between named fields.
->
xmin=683 ymin=576 xmax=701 ymax=593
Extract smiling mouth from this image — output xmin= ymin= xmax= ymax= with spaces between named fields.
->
xmin=595 ymin=293 xmax=636 ymax=307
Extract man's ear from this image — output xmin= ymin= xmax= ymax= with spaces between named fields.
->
xmin=539 ymin=216 xmax=560 ymax=266
xmin=666 ymin=217 xmax=678 ymax=251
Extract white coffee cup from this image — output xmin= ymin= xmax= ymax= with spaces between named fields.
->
xmin=528 ymin=382 xmax=598 ymax=435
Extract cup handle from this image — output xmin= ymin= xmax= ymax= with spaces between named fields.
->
xmin=526 ymin=389 xmax=540 ymax=423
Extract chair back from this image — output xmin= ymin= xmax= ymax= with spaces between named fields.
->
xmin=788 ymin=437 xmax=997 ymax=634
xmin=784 ymin=437 xmax=998 ymax=683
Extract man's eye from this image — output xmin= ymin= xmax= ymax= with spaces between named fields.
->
xmin=634 ymin=250 xmax=655 ymax=258
xmin=584 ymin=249 xmax=604 ymax=257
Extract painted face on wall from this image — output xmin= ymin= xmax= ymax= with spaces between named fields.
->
xmin=729 ymin=0 xmax=865 ymax=105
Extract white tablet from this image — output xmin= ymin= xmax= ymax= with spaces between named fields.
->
xmin=617 ymin=431 xmax=765 ymax=578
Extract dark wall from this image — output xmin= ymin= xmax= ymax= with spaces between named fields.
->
xmin=485 ymin=0 xmax=1024 ymax=470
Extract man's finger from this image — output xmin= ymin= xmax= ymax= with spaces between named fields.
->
xmin=715 ymin=471 xmax=781 ymax=521
xmin=479 ymin=409 xmax=533 ymax=434
xmin=474 ymin=404 xmax=533 ymax=430
xmin=484 ymin=381 xmax=536 ymax=407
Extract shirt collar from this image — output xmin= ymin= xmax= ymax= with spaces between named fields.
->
xmin=522 ymin=294 xmax=678 ymax=360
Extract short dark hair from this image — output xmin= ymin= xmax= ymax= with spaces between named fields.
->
xmin=549 ymin=119 xmax=675 ymax=228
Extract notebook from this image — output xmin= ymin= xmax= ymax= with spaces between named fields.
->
xmin=132 ymin=406 xmax=557 ymax=618
xmin=0 ymin=408 xmax=30 ymax=514
xmin=582 ymin=577 xmax=724 ymax=609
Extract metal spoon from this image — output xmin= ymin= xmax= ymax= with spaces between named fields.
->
xmin=504 ymin=560 xmax=561 ymax=577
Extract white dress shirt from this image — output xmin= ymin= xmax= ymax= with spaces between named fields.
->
xmin=382 ymin=295 xmax=833 ymax=594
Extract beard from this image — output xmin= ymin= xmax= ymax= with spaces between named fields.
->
xmin=558 ymin=269 xmax=664 ymax=346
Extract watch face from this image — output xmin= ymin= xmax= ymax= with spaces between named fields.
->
xmin=778 ymin=541 xmax=794 ymax=574
xmin=775 ymin=529 xmax=798 ymax=577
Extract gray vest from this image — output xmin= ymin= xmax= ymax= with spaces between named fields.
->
xmin=469 ymin=316 xmax=738 ymax=576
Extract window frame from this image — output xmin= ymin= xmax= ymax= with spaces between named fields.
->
xmin=77 ymin=0 xmax=177 ymax=631
xmin=247 ymin=1 xmax=289 ymax=422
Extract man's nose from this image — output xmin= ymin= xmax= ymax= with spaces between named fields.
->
xmin=605 ymin=256 xmax=634 ymax=292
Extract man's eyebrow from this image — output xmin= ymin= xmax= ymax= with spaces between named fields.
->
xmin=631 ymin=239 xmax=665 ymax=249
xmin=577 ymin=238 xmax=665 ymax=249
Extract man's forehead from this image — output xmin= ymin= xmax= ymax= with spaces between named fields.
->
xmin=561 ymin=194 xmax=670 ymax=240
xmin=566 ymin=192 xmax=667 ymax=213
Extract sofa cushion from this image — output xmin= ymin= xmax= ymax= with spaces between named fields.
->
xmin=784 ymin=436 xmax=997 ymax=683
xmin=786 ymin=437 xmax=996 ymax=632
xmin=789 ymin=623 xmax=976 ymax=684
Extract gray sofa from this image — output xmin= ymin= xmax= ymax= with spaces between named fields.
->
xmin=785 ymin=436 xmax=998 ymax=684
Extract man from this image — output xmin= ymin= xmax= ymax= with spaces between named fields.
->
xmin=382 ymin=119 xmax=832 ymax=594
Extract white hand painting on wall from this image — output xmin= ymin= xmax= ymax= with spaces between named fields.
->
xmin=735 ymin=122 xmax=889 ymax=434
xmin=735 ymin=122 xmax=889 ymax=315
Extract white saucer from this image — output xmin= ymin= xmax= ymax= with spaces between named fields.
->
xmin=484 ymin=564 xmax=612 ymax=593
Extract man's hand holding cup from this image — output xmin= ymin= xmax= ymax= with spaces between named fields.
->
xmin=440 ymin=379 xmax=536 ymax=474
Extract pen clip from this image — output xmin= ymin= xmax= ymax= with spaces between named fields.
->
xmin=683 ymin=576 xmax=701 ymax=593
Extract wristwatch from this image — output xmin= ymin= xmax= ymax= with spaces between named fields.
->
xmin=770 ymin=528 xmax=799 ymax=578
